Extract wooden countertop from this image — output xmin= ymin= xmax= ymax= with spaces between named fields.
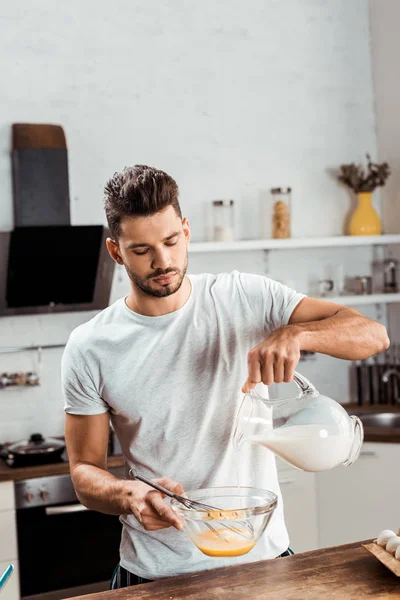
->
xmin=0 ymin=454 xmax=125 ymax=482
xmin=66 ymin=540 xmax=400 ymax=599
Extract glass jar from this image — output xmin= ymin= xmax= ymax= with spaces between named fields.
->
xmin=233 ymin=371 xmax=363 ymax=472
xmin=271 ymin=187 xmax=291 ymax=239
xmin=212 ymin=200 xmax=235 ymax=242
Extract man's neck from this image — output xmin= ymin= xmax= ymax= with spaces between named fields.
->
xmin=125 ymin=276 xmax=192 ymax=317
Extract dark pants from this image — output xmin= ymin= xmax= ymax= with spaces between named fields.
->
xmin=110 ymin=548 xmax=295 ymax=590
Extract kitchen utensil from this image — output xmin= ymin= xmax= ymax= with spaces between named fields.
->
xmin=0 ymin=564 xmax=14 ymax=592
xmin=368 ymin=358 xmax=375 ymax=405
xmin=128 ymin=469 xmax=254 ymax=541
xmin=170 ymin=487 xmax=277 ymax=557
xmin=318 ymin=279 xmax=334 ymax=297
xmin=382 ymin=348 xmax=392 ymax=404
xmin=233 ymin=371 xmax=364 ymax=472
xmin=2 ymin=433 xmax=65 ymax=467
xmin=383 ymin=258 xmax=399 ymax=293
xmin=323 ymin=264 xmax=345 ymax=296
xmin=332 ymin=264 xmax=345 ymax=295
xmin=355 ymin=360 xmax=363 ymax=405
xmin=373 ymin=353 xmax=383 ymax=405
xmin=361 ymin=358 xmax=370 ymax=405
xmin=389 ymin=345 xmax=398 ymax=404
xmin=394 ymin=344 xmax=400 ymax=403
xmin=355 ymin=275 xmax=372 ymax=295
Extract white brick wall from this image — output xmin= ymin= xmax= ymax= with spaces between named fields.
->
xmin=0 ymin=0 xmax=385 ymax=441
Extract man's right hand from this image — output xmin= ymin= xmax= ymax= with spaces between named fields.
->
xmin=125 ymin=477 xmax=184 ymax=531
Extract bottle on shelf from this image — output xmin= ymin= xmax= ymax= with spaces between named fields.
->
xmin=271 ymin=187 xmax=291 ymax=239
xmin=211 ymin=200 xmax=235 ymax=242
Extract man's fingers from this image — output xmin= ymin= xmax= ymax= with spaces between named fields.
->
xmin=273 ymin=355 xmax=285 ymax=384
xmin=243 ymin=349 xmax=262 ymax=392
xmin=241 ymin=378 xmax=257 ymax=393
xmin=156 ymin=477 xmax=184 ymax=497
xmin=261 ymin=351 xmax=274 ymax=385
xmin=284 ymin=357 xmax=296 ymax=382
xmin=137 ymin=512 xmax=172 ymax=531
xmin=148 ymin=494 xmax=183 ymax=530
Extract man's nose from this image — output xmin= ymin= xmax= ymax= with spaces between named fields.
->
xmin=151 ymin=248 xmax=172 ymax=271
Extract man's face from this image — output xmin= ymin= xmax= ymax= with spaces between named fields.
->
xmin=110 ymin=206 xmax=190 ymax=298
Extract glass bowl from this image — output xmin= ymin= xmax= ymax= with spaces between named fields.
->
xmin=170 ymin=486 xmax=277 ymax=557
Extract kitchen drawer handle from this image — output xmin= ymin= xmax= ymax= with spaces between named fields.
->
xmin=359 ymin=451 xmax=377 ymax=457
xmin=279 ymin=477 xmax=296 ymax=484
xmin=45 ymin=504 xmax=89 ymax=515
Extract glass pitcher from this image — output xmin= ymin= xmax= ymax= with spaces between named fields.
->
xmin=233 ymin=371 xmax=363 ymax=472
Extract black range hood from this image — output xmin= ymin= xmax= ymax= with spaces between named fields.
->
xmin=0 ymin=225 xmax=114 ymax=316
xmin=0 ymin=123 xmax=115 ymax=317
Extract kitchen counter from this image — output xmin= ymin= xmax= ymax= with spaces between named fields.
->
xmin=0 ymin=454 xmax=125 ymax=482
xmin=345 ymin=403 xmax=400 ymax=443
xmin=66 ymin=540 xmax=400 ymax=599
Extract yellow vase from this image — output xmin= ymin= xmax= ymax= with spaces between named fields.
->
xmin=348 ymin=192 xmax=382 ymax=236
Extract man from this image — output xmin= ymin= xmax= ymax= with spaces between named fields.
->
xmin=61 ymin=164 xmax=389 ymax=588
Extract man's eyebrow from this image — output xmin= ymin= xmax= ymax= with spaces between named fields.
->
xmin=126 ymin=232 xmax=180 ymax=250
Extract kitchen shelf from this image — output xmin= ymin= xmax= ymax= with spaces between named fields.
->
xmin=189 ymin=234 xmax=400 ymax=253
xmin=316 ymin=293 xmax=400 ymax=306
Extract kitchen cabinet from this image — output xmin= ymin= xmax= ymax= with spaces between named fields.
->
xmin=0 ymin=511 xmax=17 ymax=563
xmin=316 ymin=442 xmax=400 ymax=548
xmin=277 ymin=461 xmax=318 ymax=553
xmin=0 ymin=481 xmax=14 ymax=510
xmin=0 ymin=481 xmax=19 ymax=600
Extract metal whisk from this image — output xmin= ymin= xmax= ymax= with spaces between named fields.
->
xmin=129 ymin=469 xmax=254 ymax=541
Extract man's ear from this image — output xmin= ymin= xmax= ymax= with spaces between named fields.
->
xmin=106 ymin=238 xmax=124 ymax=265
xmin=182 ymin=218 xmax=191 ymax=244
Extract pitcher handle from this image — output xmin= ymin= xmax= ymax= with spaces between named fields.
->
xmin=292 ymin=371 xmax=318 ymax=396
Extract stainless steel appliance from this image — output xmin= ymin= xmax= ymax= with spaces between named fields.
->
xmin=15 ymin=466 xmax=125 ymax=600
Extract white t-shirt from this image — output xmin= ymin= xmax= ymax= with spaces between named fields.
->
xmin=61 ymin=271 xmax=305 ymax=580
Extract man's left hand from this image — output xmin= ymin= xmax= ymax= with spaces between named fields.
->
xmin=242 ymin=326 xmax=301 ymax=392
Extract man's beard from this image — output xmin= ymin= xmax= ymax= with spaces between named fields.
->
xmin=124 ymin=252 xmax=188 ymax=298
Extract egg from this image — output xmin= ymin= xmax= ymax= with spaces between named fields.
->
xmin=377 ymin=529 xmax=396 ymax=547
xmin=396 ymin=545 xmax=400 ymax=561
xmin=385 ymin=535 xmax=400 ymax=555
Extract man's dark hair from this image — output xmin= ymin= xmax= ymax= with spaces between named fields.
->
xmin=104 ymin=165 xmax=182 ymax=240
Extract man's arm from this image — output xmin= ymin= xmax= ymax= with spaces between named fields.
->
xmin=65 ymin=413 xmax=182 ymax=530
xmin=242 ymin=297 xmax=389 ymax=392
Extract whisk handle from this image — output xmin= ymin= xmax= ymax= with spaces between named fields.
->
xmin=129 ymin=468 xmax=175 ymax=499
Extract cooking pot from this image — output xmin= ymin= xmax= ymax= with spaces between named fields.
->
xmin=2 ymin=433 xmax=66 ymax=467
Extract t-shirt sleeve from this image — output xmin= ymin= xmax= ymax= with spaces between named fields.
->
xmin=236 ymin=272 xmax=306 ymax=333
xmin=61 ymin=336 xmax=109 ymax=415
